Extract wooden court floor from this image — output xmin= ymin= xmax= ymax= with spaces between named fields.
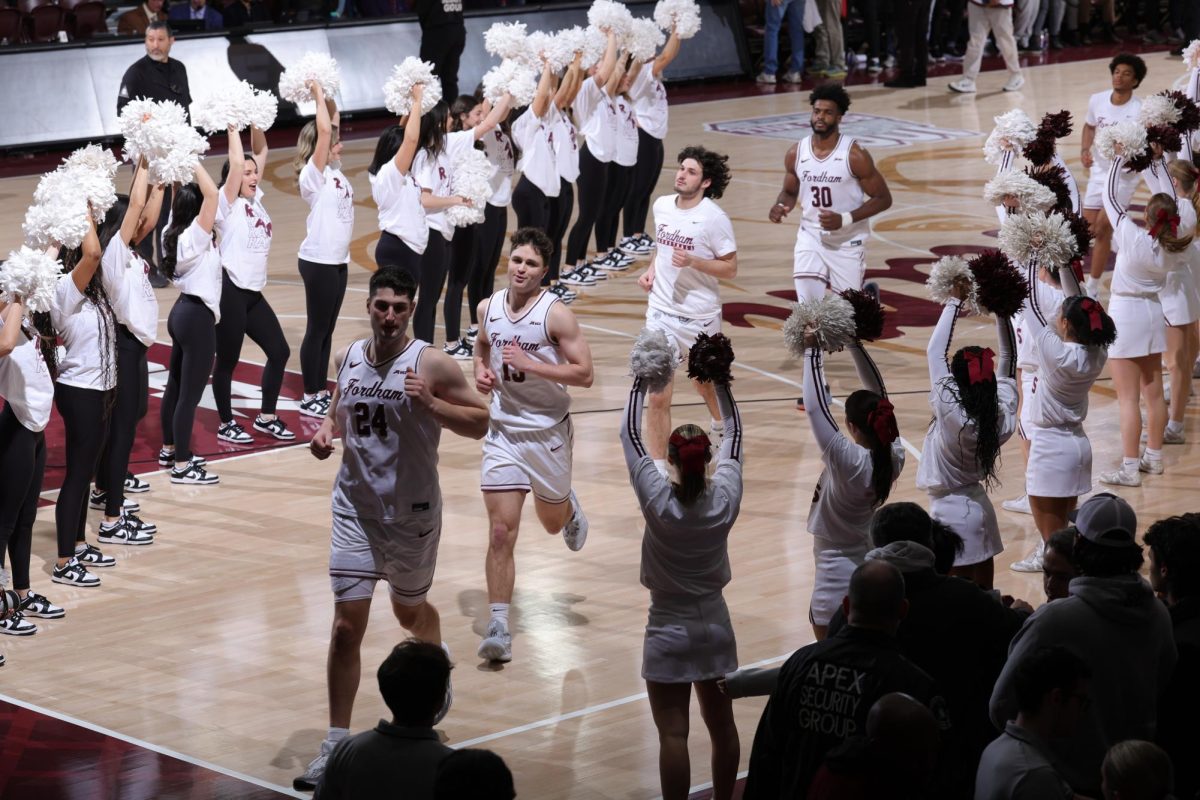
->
xmin=1 ymin=53 xmax=1199 ymax=798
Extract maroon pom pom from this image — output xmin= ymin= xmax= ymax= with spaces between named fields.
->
xmin=1147 ymin=124 xmax=1184 ymax=153
xmin=1125 ymin=148 xmax=1155 ymax=173
xmin=1026 ymin=164 xmax=1072 ymax=212
xmin=686 ymin=332 xmax=735 ymax=384
xmin=1022 ymin=134 xmax=1057 ymax=167
xmin=968 ymin=249 xmax=1028 ymax=318
xmin=838 ymin=288 xmax=886 ymax=341
xmin=1163 ymin=90 xmax=1200 ymax=134
xmin=1061 ymin=210 xmax=1094 ymax=257
xmin=1038 ymin=109 xmax=1073 ymax=139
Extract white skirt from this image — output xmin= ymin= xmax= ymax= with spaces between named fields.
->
xmin=1108 ymin=294 xmax=1167 ymax=358
xmin=642 ymin=592 xmax=738 ymax=684
xmin=810 ymin=537 xmax=869 ymax=626
xmin=1160 ymin=263 xmax=1200 ymax=327
xmin=929 ymin=484 xmax=1003 ymax=566
xmin=1026 ymin=424 xmax=1092 ymax=498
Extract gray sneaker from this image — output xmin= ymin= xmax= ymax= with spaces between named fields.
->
xmin=477 ymin=620 xmax=513 ymax=663
xmin=1010 ymin=541 xmax=1045 ymax=573
xmin=562 ymin=490 xmax=588 ymax=552
xmin=1099 ymin=467 xmax=1141 ymax=487
xmin=755 ymin=71 xmax=777 ymax=84
xmin=294 ymin=740 xmax=335 ymax=792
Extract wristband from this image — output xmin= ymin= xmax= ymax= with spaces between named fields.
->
xmin=841 ymin=212 xmax=854 ymax=228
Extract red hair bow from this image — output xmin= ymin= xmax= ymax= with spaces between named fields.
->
xmin=963 ymin=348 xmax=996 ymax=385
xmin=1149 ymin=208 xmax=1181 ymax=239
xmin=668 ymin=431 xmax=711 ymax=476
xmin=1078 ymin=297 xmax=1104 ymax=331
xmin=866 ymin=399 xmax=899 ymax=445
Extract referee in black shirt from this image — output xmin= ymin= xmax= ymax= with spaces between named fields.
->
xmin=117 ymin=20 xmax=191 ymax=287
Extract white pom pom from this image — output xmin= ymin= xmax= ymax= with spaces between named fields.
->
xmin=23 ymin=193 xmax=89 ymax=250
xmin=626 ymin=17 xmax=665 ymax=62
xmin=119 ymin=98 xmax=187 ymax=164
xmin=0 ymin=246 xmax=62 ymax=313
xmin=520 ymin=30 xmax=556 ymax=70
xmin=1184 ymin=40 xmax=1200 ymax=70
xmin=588 ymin=0 xmax=633 ymax=40
xmin=1095 ymin=119 xmax=1149 ymax=162
xmin=248 ymin=87 xmax=278 ymax=131
xmin=278 ymin=52 xmax=341 ymax=105
xmin=653 ymin=0 xmax=701 ymax=38
xmin=982 ymin=109 xmax=1036 ymax=165
xmin=999 ymin=210 xmax=1078 ymax=269
xmin=57 ymin=145 xmax=119 ymax=223
xmin=383 ymin=57 xmax=443 ymax=116
xmin=548 ymin=26 xmax=587 ymax=71
xmin=629 ymin=327 xmax=676 ymax=392
xmin=63 ymin=144 xmax=119 ymax=181
xmin=1138 ymin=93 xmax=1182 ymax=129
xmin=445 ymin=148 xmax=492 ymax=228
xmin=581 ymin=25 xmax=608 ymax=69
xmin=926 ymin=255 xmax=980 ymax=314
xmin=783 ymin=295 xmax=857 ymax=355
xmin=484 ymin=20 xmax=528 ymax=60
xmin=483 ymin=60 xmax=538 ymax=107
xmin=984 ymin=170 xmax=1057 ymax=212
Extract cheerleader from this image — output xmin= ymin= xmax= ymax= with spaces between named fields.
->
xmin=511 ymin=62 xmax=561 ymax=237
xmin=212 ymin=125 xmax=293 ymax=445
xmin=801 ymin=336 xmax=904 ymax=639
xmin=1098 ymin=151 xmax=1192 ymax=487
xmin=547 ymin=54 xmax=584 ymax=298
xmin=0 ymin=295 xmax=64 ymax=636
xmin=92 ymin=164 xmax=164 ymax=544
xmin=49 ymin=217 xmax=120 ymax=587
xmin=563 ymin=30 xmax=620 ymax=282
xmin=621 ymin=346 xmax=742 ymax=800
xmin=158 ymin=163 xmax=222 ymax=486
xmin=590 ymin=54 xmax=639 ymax=273
xmin=367 ymin=82 xmax=428 ymax=280
xmin=411 ymin=93 xmax=511 ymax=344
xmin=617 ymin=26 xmax=682 ymax=260
xmin=1161 ymin=159 xmax=1200 ymax=445
xmin=917 ymin=280 xmax=1019 ymax=589
xmin=295 ymin=81 xmax=353 ymax=420
xmin=1017 ymin=260 xmax=1114 ymax=569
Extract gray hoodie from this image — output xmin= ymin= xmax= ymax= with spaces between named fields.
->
xmin=989 ymin=574 xmax=1176 ymax=796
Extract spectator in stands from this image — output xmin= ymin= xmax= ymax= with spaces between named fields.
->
xmin=807 ymin=692 xmax=941 ymax=798
xmin=416 ymin=0 xmax=465 ymax=99
xmin=222 ymin=0 xmax=270 ymax=28
xmin=810 ymin=0 xmax=846 ymax=78
xmin=755 ymin=0 xmax=807 ymax=86
xmin=117 ymin=20 xmax=190 ymax=287
xmin=1101 ymin=740 xmax=1175 ymax=800
xmin=885 ymin=0 xmax=932 ymax=88
xmin=117 ymin=0 xmax=168 ymax=36
xmin=743 ymin=561 xmax=949 ymax=799
xmin=976 ymin=646 xmax=1092 ymax=800
xmin=1042 ymin=529 xmax=1079 ymax=602
xmin=313 ymin=640 xmax=453 ymax=800
xmin=433 ymin=750 xmax=516 ymax=800
xmin=1144 ymin=513 xmax=1200 ymax=800
xmin=948 ymin=0 xmax=1024 ymax=94
xmin=989 ymin=493 xmax=1177 ymax=797
xmin=168 ymin=0 xmax=224 ymax=30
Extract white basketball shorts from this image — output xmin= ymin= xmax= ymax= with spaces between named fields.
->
xmin=480 ymin=415 xmax=574 ymax=504
xmin=329 ymin=509 xmax=442 ymax=606
xmin=793 ymin=227 xmax=867 ymax=295
xmin=644 ymin=307 xmax=722 ymax=367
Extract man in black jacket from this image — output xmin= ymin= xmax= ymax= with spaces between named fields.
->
xmin=117 ymin=20 xmax=190 ymax=287
xmin=416 ymin=0 xmax=465 ymax=99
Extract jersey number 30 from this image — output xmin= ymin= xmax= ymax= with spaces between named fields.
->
xmin=354 ymin=402 xmax=389 ymax=438
xmin=810 ymin=186 xmax=833 ymax=208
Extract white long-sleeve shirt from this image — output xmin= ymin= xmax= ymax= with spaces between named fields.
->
xmin=1103 ymin=155 xmax=1192 ymax=296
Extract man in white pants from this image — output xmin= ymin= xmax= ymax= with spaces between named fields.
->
xmin=949 ymin=0 xmax=1025 ymax=93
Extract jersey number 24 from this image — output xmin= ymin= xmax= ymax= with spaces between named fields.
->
xmin=354 ymin=402 xmax=389 ymax=438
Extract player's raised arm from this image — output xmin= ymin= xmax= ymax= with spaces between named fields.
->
xmin=408 ymin=349 xmax=490 ymax=439
xmin=769 ymin=143 xmax=800 ymax=223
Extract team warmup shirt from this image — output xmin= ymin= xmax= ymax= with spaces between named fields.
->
xmin=370 ymin=158 xmax=429 ymax=255
xmin=648 ymin=194 xmax=737 ymax=319
xmin=51 ymin=274 xmax=116 ymax=391
xmin=414 ymin=129 xmax=477 ymax=240
xmin=551 ymin=105 xmax=581 ymax=182
xmin=483 ymin=288 xmax=570 ymax=431
xmin=331 ymin=338 xmax=442 ymax=520
xmin=0 ymin=315 xmax=53 ymax=431
xmin=613 ymin=94 xmax=639 ymax=167
xmin=99 ymin=237 xmax=158 ymax=347
xmin=216 ymin=186 xmax=272 ymax=291
xmin=512 ymin=107 xmax=561 ymax=197
xmin=298 ymin=158 xmax=354 ymax=265
xmin=572 ymin=78 xmax=617 ymax=162
xmin=173 ymin=219 xmax=224 ymax=322
xmin=480 ymin=128 xmax=516 ymax=206
xmin=630 ymin=62 xmax=668 ymax=140
xmin=1086 ymin=90 xmax=1142 ymax=176
xmin=796 ymin=134 xmax=869 ymax=248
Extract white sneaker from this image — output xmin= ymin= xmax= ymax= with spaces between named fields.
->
xmin=1002 ymin=494 xmax=1033 ymax=515
xmin=1099 ymin=467 xmax=1141 ymax=487
xmin=477 ymin=620 xmax=513 ymax=663
xmin=1003 ymin=74 xmax=1026 ymax=92
xmin=1139 ymin=457 xmax=1164 ymax=475
xmin=293 ymin=740 xmax=335 ymax=792
xmin=562 ymin=490 xmax=588 ymax=552
xmin=1163 ymin=427 xmax=1186 ymax=444
xmin=171 ymin=462 xmax=219 ymax=486
xmin=948 ymin=78 xmax=977 ymax=93
xmin=299 ymin=394 xmax=331 ymax=419
xmin=755 ymin=71 xmax=777 ymax=84
xmin=1010 ymin=541 xmax=1045 ymax=573
xmin=217 ymin=420 xmax=254 ymax=444
xmin=782 ymin=70 xmax=804 ymax=83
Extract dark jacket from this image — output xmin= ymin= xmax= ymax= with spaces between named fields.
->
xmin=167 ymin=2 xmax=224 ymax=30
xmin=313 ymin=720 xmax=451 ymax=800
xmin=1158 ymin=596 xmax=1200 ymax=800
xmin=221 ymin=0 xmax=270 ymax=27
xmin=117 ymin=55 xmax=192 ymax=117
xmin=414 ymin=0 xmax=462 ymax=28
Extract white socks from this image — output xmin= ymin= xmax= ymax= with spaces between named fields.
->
xmin=1144 ymin=447 xmax=1162 ymax=463
xmin=490 ymin=603 xmax=509 ymax=629
xmin=323 ymin=726 xmax=349 ymax=753
xmin=1122 ymin=456 xmax=1139 ymax=472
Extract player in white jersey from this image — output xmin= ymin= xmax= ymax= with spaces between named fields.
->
xmin=638 ymin=147 xmax=737 ymax=473
xmin=1080 ymin=54 xmax=1146 ymax=297
xmin=472 ymin=227 xmax=594 ymax=664
xmin=296 ymin=267 xmax=488 ymax=792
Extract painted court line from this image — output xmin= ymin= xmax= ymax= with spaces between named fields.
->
xmin=0 ymin=692 xmax=305 ymax=799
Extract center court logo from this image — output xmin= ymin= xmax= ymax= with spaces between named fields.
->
xmin=704 ymin=112 xmax=979 ymax=148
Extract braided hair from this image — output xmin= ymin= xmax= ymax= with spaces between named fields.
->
xmin=947 ymin=345 xmax=1003 ymax=487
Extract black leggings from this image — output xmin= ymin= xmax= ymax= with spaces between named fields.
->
xmin=565 ymin=145 xmax=610 ymax=266
xmin=160 ymin=294 xmax=216 ymax=464
xmin=623 ymin=131 xmax=664 ymax=238
xmin=0 ymin=406 xmax=44 ymax=590
xmin=213 ymin=270 xmax=291 ymax=421
xmin=443 ymin=221 xmax=479 ymax=343
xmin=94 ymin=324 xmax=148 ymax=517
xmin=375 ymin=231 xmax=424 ymax=278
xmin=473 ymin=203 xmax=508 ymax=305
xmin=413 ymin=229 xmax=450 ymax=344
xmin=299 ymin=260 xmax=348 ymax=396
xmin=595 ymin=162 xmax=634 ymax=253
xmin=512 ymin=175 xmax=553 ymax=233
xmin=54 ymin=383 xmax=110 ymax=558
xmin=548 ymin=178 xmax=574 ymax=281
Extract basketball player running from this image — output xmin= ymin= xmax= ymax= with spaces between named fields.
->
xmin=296 ymin=267 xmax=488 ymax=791
xmin=473 ymin=227 xmax=594 ymax=664
xmin=769 ymin=84 xmax=892 ymax=406
xmin=638 ymin=146 xmax=737 ymax=473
